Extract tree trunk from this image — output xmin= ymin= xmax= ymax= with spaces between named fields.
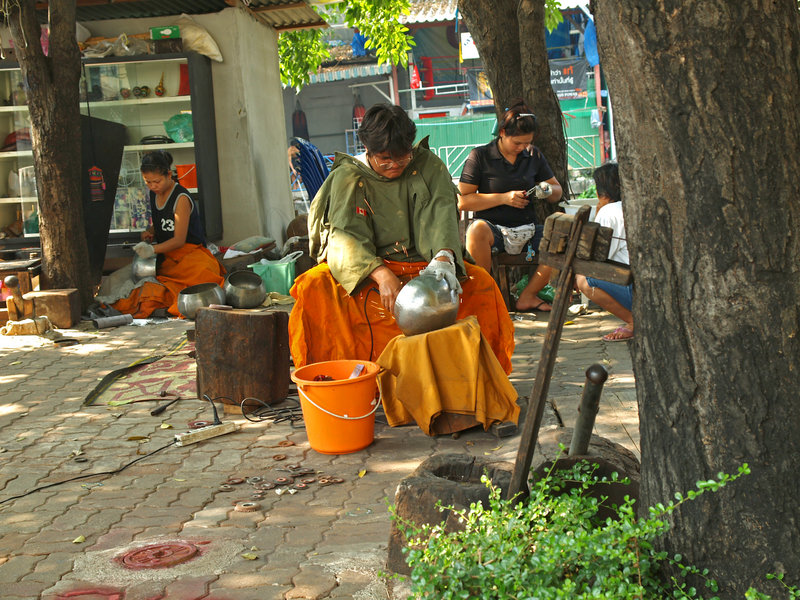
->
xmin=459 ymin=0 xmax=570 ymax=220
xmin=592 ymin=0 xmax=800 ymax=596
xmin=9 ymin=0 xmax=91 ymax=310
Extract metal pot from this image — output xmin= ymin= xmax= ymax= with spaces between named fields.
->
xmin=224 ymin=270 xmax=267 ymax=308
xmin=132 ymin=255 xmax=157 ymax=281
xmin=393 ymin=272 xmax=459 ymax=336
xmin=177 ymin=282 xmax=226 ymax=319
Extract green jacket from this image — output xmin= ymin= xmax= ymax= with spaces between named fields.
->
xmin=308 ymin=137 xmax=464 ymax=294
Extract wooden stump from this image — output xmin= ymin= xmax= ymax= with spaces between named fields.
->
xmin=195 ymin=308 xmax=290 ymax=409
xmin=23 ymin=289 xmax=80 ymax=328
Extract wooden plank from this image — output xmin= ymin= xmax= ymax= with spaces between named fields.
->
xmin=539 ymin=252 xmax=632 ymax=285
xmin=508 ymin=205 xmax=591 ymax=500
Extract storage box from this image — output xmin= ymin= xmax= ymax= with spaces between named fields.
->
xmin=150 ymin=25 xmax=180 ymax=40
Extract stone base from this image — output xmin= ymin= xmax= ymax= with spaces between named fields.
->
xmin=386 ymin=453 xmax=513 ymax=575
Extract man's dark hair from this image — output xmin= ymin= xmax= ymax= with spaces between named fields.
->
xmin=141 ymin=150 xmax=173 ymax=176
xmin=593 ymin=162 xmax=621 ymax=203
xmin=357 ymin=104 xmax=416 ymax=156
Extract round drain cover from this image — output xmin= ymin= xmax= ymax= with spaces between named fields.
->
xmin=119 ymin=541 xmax=200 ymax=569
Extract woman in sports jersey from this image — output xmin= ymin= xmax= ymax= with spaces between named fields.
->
xmin=113 ymin=151 xmax=224 ymax=318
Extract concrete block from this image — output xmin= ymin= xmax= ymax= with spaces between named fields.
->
xmin=23 ymin=289 xmax=80 ymax=328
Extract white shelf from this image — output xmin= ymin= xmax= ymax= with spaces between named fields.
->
xmin=0 ymin=196 xmax=37 ymax=204
xmin=80 ymin=95 xmax=191 ymax=109
xmin=124 ymin=141 xmax=194 ymax=152
xmin=0 ymin=149 xmax=33 ymax=159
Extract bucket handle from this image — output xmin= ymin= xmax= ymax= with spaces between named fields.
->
xmin=297 ymin=386 xmax=381 ymax=420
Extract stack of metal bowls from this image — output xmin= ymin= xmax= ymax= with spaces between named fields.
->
xmin=224 ymin=270 xmax=267 ymax=308
xmin=177 ymin=282 xmax=226 ymax=319
xmin=393 ymin=272 xmax=460 ymax=336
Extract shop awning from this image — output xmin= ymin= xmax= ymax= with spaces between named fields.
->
xmin=309 ymin=62 xmax=392 ymax=84
xmin=399 ymin=0 xmax=458 ymax=24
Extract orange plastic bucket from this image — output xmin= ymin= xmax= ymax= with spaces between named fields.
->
xmin=291 ymin=360 xmax=381 ymax=454
xmin=175 ymin=164 xmax=197 ymax=189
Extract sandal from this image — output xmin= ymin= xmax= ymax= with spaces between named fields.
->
xmin=602 ymin=326 xmax=633 ymax=342
xmin=516 ymin=298 xmax=552 ymax=312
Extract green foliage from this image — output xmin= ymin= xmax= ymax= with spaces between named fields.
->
xmin=545 ymin=0 xmax=566 ymax=33
xmin=278 ymin=0 xmax=414 ymax=92
xmin=391 ymin=462 xmax=794 ymax=599
xmin=278 ymin=28 xmax=330 ymax=92
xmin=577 ymin=183 xmax=596 ymax=199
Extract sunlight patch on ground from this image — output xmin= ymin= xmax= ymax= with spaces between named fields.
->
xmin=0 ymin=402 xmax=27 ymax=416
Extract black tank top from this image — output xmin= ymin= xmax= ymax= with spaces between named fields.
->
xmin=150 ymin=183 xmax=205 ymax=246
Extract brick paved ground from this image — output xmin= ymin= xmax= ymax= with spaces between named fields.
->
xmin=0 ymin=306 xmax=635 ymax=599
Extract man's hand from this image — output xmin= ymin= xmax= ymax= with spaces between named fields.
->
xmin=420 ymin=250 xmax=463 ymax=295
xmin=133 ymin=241 xmax=155 ymax=259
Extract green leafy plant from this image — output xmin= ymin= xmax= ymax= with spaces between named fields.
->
xmin=391 ymin=461 xmax=793 ymax=599
xmin=577 ymin=183 xmax=596 ymax=199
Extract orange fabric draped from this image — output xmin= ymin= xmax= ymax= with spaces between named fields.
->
xmin=289 ymin=260 xmax=515 ymax=373
xmin=112 ymin=243 xmax=224 ymax=318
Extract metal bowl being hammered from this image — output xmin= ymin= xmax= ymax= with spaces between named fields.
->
xmin=224 ymin=270 xmax=267 ymax=308
xmin=132 ymin=255 xmax=157 ymax=282
xmin=393 ymin=272 xmax=460 ymax=336
xmin=177 ymin=282 xmax=226 ymax=319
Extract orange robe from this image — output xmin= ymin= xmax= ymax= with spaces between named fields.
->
xmin=289 ymin=259 xmax=515 ymax=374
xmin=112 ymin=243 xmax=225 ymax=318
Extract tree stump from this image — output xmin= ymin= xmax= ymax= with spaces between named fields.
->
xmin=386 ymin=453 xmax=513 ymax=575
xmin=195 ymin=308 xmax=290 ymax=409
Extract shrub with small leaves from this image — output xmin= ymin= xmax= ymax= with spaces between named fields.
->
xmin=391 ymin=461 xmax=795 ymax=599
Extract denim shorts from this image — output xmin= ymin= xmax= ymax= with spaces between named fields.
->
xmin=585 ymin=277 xmax=633 ymax=311
xmin=477 ymin=220 xmax=545 ymax=256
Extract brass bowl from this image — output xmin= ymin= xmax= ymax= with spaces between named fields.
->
xmin=131 ymin=255 xmax=157 ymax=281
xmin=224 ymin=270 xmax=267 ymax=308
xmin=177 ymin=282 xmax=226 ymax=319
xmin=393 ymin=272 xmax=459 ymax=336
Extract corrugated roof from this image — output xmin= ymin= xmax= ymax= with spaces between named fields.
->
xmin=50 ymin=0 xmax=326 ymax=30
xmin=308 ymin=61 xmax=392 ymax=84
xmin=399 ymin=0 xmax=458 ymax=24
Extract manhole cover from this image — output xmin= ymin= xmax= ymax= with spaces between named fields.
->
xmin=118 ymin=541 xmax=200 ymax=570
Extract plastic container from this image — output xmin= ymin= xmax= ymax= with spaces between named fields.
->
xmin=175 ymin=164 xmax=197 ymax=189
xmin=291 ymin=360 xmax=381 ymax=454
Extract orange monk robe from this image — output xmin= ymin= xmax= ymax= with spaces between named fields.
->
xmin=288 ymin=259 xmax=515 ymax=374
xmin=112 ymin=243 xmax=225 ymax=318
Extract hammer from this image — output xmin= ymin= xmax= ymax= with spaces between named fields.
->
xmin=4 ymin=275 xmax=25 ymax=321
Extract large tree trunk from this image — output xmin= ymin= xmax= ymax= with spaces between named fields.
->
xmin=592 ymin=0 xmax=800 ymax=596
xmin=9 ymin=0 xmax=91 ymax=310
xmin=459 ymin=0 xmax=570 ymax=218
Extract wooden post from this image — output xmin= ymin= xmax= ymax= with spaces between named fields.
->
xmin=507 ymin=205 xmax=591 ymax=500
xmin=568 ymin=363 xmax=608 ymax=456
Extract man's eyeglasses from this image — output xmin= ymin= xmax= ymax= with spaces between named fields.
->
xmin=371 ymin=153 xmax=413 ymax=169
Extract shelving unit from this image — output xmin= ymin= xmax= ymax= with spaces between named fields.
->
xmin=0 ymin=51 xmax=221 ymax=248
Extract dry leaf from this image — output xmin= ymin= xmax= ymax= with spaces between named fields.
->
xmin=72 ymin=535 xmax=85 ymax=544
xmin=564 ymin=320 xmax=575 ymax=325
xmin=174 ymin=478 xmax=186 ymax=482
xmin=240 ymin=552 xmax=258 ymax=560
xmin=160 ymin=423 xmax=173 ymax=429
xmin=10 ymin=361 xmax=21 ymax=365
xmin=358 ymin=469 xmax=367 ymax=478
xmin=127 ymin=436 xmax=149 ymax=441
xmin=250 ymin=546 xmax=259 ymax=551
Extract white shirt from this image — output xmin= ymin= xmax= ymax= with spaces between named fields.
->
xmin=594 ymin=201 xmax=628 ymax=265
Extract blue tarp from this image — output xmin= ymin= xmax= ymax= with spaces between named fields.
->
xmin=584 ymin=18 xmax=599 ymax=67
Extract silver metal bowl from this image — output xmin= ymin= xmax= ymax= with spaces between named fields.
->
xmin=224 ymin=270 xmax=267 ymax=308
xmin=177 ymin=282 xmax=226 ymax=319
xmin=132 ymin=255 xmax=157 ymax=281
xmin=393 ymin=272 xmax=460 ymax=336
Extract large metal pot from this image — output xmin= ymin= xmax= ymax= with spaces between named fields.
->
xmin=132 ymin=255 xmax=157 ymax=281
xmin=177 ymin=282 xmax=226 ymax=319
xmin=393 ymin=272 xmax=459 ymax=336
xmin=224 ymin=270 xmax=267 ymax=308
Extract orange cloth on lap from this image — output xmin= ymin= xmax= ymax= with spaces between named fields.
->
xmin=288 ymin=259 xmax=515 ymax=373
xmin=376 ymin=316 xmax=519 ymax=435
xmin=112 ymin=243 xmax=224 ymax=318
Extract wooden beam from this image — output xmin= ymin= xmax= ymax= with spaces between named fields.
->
xmin=538 ymin=253 xmax=632 ymax=286
xmin=253 ymin=1 xmax=308 ymax=13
